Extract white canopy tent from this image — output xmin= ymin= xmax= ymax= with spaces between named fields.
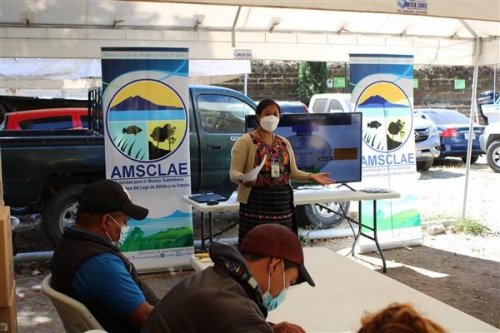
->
xmin=0 ymin=0 xmax=498 ymax=65
xmin=1 ymin=0 xmax=499 ymax=218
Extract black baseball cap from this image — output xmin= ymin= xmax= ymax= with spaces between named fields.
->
xmin=78 ymin=179 xmax=149 ymax=220
xmin=239 ymin=224 xmax=315 ymax=287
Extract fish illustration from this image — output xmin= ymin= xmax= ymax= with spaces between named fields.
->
xmin=367 ymin=120 xmax=382 ymax=129
xmin=123 ymin=125 xmax=142 ymax=135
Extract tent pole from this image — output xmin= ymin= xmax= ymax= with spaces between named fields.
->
xmin=244 ymin=73 xmax=248 ymax=96
xmin=462 ymin=37 xmax=481 ymax=219
xmin=494 ymin=64 xmax=497 ymax=97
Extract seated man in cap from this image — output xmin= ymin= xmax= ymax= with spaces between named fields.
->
xmin=142 ymin=223 xmax=313 ymax=333
xmin=50 ymin=179 xmax=159 ymax=333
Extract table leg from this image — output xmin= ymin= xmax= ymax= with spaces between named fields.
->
xmin=372 ymin=200 xmax=387 ymax=273
xmin=200 ymin=212 xmax=206 ymax=251
xmin=209 ymin=212 xmax=214 ymax=244
xmin=351 ymin=201 xmax=362 ymax=257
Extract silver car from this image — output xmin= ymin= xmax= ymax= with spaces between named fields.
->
xmin=414 ymin=115 xmax=441 ymax=171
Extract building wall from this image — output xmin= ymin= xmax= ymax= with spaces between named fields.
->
xmin=221 ymin=61 xmax=500 ymax=118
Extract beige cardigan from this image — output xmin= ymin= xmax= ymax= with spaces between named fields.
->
xmin=229 ymin=133 xmax=311 ymax=204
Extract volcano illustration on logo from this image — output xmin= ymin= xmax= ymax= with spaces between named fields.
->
xmin=356 ymin=81 xmax=413 ymax=152
xmin=106 ymin=80 xmax=187 ymax=161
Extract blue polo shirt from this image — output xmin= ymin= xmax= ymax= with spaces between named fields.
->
xmin=71 ymin=253 xmax=145 ymax=318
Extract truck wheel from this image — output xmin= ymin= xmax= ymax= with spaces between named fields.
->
xmin=295 ymin=202 xmax=350 ymax=229
xmin=486 ymin=141 xmax=500 ymax=173
xmin=417 ymin=160 xmax=433 ymax=171
xmin=43 ymin=184 xmax=86 ymax=246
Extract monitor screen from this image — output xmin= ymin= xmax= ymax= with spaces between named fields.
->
xmin=245 ymin=112 xmax=363 ymax=184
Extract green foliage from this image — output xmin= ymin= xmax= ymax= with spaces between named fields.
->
xmin=120 ymin=226 xmax=193 ymax=251
xmin=450 ymin=218 xmax=490 ymax=236
xmin=297 ymin=62 xmax=328 ymax=105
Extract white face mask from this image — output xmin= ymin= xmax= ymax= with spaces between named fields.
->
xmin=106 ymin=215 xmax=128 ymax=247
xmin=259 ymin=115 xmax=280 ymax=132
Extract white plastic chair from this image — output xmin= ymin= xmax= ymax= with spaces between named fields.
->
xmin=41 ymin=274 xmax=106 ymax=333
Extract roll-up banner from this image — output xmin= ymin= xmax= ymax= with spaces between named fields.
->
xmin=349 ymin=54 xmax=423 ymax=252
xmin=101 ymin=47 xmax=193 ymax=272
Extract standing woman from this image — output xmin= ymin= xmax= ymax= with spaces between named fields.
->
xmin=230 ymin=99 xmax=334 ymax=244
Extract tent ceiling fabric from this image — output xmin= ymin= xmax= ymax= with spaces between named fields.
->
xmin=0 ymin=0 xmax=499 ymax=65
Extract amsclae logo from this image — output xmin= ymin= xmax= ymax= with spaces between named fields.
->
xmin=106 ymin=79 xmax=188 ymax=162
xmin=356 ymin=81 xmax=413 ymax=153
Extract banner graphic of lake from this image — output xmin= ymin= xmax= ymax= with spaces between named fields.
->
xmin=106 ymin=80 xmax=187 ymax=161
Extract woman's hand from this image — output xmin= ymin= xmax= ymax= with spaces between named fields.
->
xmin=309 ymin=172 xmax=335 ymax=185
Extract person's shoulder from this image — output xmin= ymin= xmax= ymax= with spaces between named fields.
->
xmin=79 ymin=252 xmax=124 ymax=273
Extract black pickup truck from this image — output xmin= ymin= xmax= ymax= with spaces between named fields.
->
xmin=0 ymin=86 xmax=348 ymax=246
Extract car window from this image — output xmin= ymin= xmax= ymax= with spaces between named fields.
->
xmin=328 ymin=99 xmax=344 ymax=112
xmin=422 ymin=110 xmax=469 ymax=125
xmin=198 ymin=94 xmax=254 ymax=133
xmin=19 ymin=116 xmax=73 ymax=130
xmin=312 ymin=98 xmax=327 ymax=113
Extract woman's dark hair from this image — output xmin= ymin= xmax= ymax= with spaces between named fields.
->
xmin=255 ymin=98 xmax=281 ymax=116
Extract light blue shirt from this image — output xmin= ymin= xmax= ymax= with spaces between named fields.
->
xmin=72 ymin=253 xmax=145 ymax=317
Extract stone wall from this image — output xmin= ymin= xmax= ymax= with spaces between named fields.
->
xmin=221 ymin=61 xmax=500 ymax=116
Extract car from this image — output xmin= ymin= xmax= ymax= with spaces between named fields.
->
xmin=413 ymin=116 xmax=441 ymax=171
xmin=0 ymin=107 xmax=89 ymax=130
xmin=415 ymin=108 xmax=484 ymax=163
xmin=277 ymin=101 xmax=310 ymax=114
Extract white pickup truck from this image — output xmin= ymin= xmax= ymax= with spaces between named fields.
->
xmin=308 ymin=93 xmax=440 ymax=171
xmin=479 ymin=99 xmax=500 ymax=172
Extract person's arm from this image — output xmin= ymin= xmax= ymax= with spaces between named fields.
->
xmin=284 ymin=136 xmax=335 ymax=185
xmin=230 ymin=135 xmax=250 ymax=183
xmin=128 ymin=301 xmax=154 ymax=328
xmin=72 ymin=254 xmax=154 ymax=328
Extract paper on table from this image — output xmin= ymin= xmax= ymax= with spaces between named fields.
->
xmin=238 ymin=155 xmax=266 ymax=182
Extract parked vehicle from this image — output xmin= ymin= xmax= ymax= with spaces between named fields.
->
xmin=415 ymin=108 xmax=485 ymax=163
xmin=309 ymin=93 xmax=351 ymax=113
xmin=0 ymin=107 xmax=89 ymax=130
xmin=277 ymin=101 xmax=309 ymax=114
xmin=413 ymin=116 xmax=441 ymax=171
xmin=478 ymin=93 xmax=500 ymax=172
xmin=309 ymin=93 xmax=441 ymax=171
xmin=0 ymin=86 xmax=346 ymax=245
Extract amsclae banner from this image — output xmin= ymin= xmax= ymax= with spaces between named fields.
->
xmin=349 ymin=54 xmax=423 ymax=252
xmin=101 ymin=47 xmax=193 ymax=271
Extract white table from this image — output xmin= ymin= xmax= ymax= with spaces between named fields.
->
xmin=191 ymin=248 xmax=499 ymax=333
xmin=183 ymin=187 xmax=400 ymax=272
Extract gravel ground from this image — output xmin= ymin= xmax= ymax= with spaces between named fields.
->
xmin=11 ymin=155 xmax=500 ymax=331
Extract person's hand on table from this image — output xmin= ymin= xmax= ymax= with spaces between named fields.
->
xmin=272 ymin=321 xmax=307 ymax=333
xmin=309 ymin=172 xmax=335 ymax=185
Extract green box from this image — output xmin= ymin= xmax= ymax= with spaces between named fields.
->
xmin=413 ymin=78 xmax=419 ymax=89
xmin=333 ymin=77 xmax=346 ymax=88
xmin=454 ymin=79 xmax=466 ymax=90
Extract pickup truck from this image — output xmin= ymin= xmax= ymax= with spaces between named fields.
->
xmin=0 ymin=107 xmax=89 ymax=130
xmin=0 ymin=85 xmax=344 ymax=246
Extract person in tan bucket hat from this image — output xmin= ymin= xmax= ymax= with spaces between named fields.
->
xmin=142 ymin=223 xmax=313 ymax=333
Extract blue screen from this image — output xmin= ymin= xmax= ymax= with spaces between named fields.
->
xmin=246 ymin=113 xmax=363 ymax=184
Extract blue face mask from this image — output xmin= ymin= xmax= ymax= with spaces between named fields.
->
xmin=262 ymin=262 xmax=287 ymax=311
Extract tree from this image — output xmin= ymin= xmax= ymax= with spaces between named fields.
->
xmin=297 ymin=62 xmax=328 ymax=105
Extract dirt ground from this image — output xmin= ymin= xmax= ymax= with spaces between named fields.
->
xmin=11 ymin=156 xmax=500 ymax=331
